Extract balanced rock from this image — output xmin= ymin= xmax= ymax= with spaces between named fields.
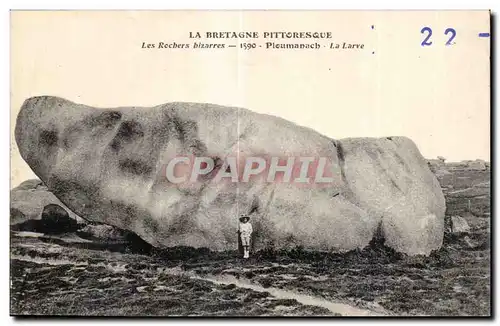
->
xmin=15 ymin=96 xmax=446 ymax=255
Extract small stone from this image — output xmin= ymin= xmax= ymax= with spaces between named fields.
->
xmin=450 ymin=216 xmax=471 ymax=234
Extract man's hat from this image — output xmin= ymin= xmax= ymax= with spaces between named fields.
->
xmin=239 ymin=214 xmax=250 ymax=222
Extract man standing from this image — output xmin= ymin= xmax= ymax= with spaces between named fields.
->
xmin=238 ymin=215 xmax=253 ymax=259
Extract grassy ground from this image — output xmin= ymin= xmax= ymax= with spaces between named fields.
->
xmin=10 ymin=164 xmax=490 ymax=316
xmin=10 ymin=236 xmax=331 ymax=316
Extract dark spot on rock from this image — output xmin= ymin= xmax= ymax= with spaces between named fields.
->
xmin=171 ymin=117 xmax=190 ymax=143
xmin=39 ymin=129 xmax=58 ymax=147
xmin=188 ymin=139 xmax=207 ymax=156
xmin=389 ymin=178 xmax=402 ymax=192
xmin=62 ymin=111 xmax=122 ymax=149
xmin=387 ymin=137 xmax=393 ymax=141
xmin=110 ymin=140 xmax=119 ymax=151
xmin=118 ymin=120 xmax=144 ymax=140
xmin=46 ymin=176 xmax=97 ymax=218
xmin=119 ymin=158 xmax=153 ymax=176
xmin=336 ymin=142 xmax=347 ymax=182
xmin=203 ymin=157 xmax=224 ymax=181
xmin=393 ymin=152 xmax=407 ymax=167
xmin=82 ymin=111 xmax=123 ymax=130
xmin=99 ymin=111 xmax=122 ymax=128
xmin=110 ymin=120 xmax=144 ymax=151
xmin=170 ymin=116 xmax=207 ymax=155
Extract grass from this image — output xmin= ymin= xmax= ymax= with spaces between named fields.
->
xmin=10 ymin=163 xmax=490 ymax=316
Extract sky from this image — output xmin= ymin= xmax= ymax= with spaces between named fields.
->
xmin=10 ymin=10 xmax=490 ymax=188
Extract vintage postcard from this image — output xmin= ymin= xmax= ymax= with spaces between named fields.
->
xmin=10 ymin=10 xmax=490 ymax=317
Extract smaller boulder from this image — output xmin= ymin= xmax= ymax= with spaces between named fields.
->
xmin=75 ymin=224 xmax=153 ymax=254
xmin=450 ymin=216 xmax=471 ymax=234
xmin=462 ymin=236 xmax=479 ymax=249
xmin=469 ymin=160 xmax=487 ymax=171
xmin=40 ymin=204 xmax=79 ymax=234
xmin=12 ymin=204 xmax=79 ymax=234
xmin=11 ymin=179 xmax=85 ymax=228
xmin=14 ymin=179 xmax=44 ymax=191
xmin=76 ymin=224 xmax=128 ymax=242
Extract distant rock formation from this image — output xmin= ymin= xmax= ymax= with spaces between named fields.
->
xmin=15 ymin=96 xmax=446 ymax=255
xmin=464 ymin=159 xmax=488 ymax=171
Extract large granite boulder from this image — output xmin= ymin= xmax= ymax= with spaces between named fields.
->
xmin=15 ymin=96 xmax=446 ymax=255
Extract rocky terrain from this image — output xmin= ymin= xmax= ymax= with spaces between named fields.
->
xmin=10 ymin=160 xmax=490 ymax=316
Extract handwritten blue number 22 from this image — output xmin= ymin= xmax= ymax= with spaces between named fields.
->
xmin=421 ymin=27 xmax=456 ymax=46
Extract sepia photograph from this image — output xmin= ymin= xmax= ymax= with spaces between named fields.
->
xmin=9 ymin=10 xmax=491 ymax=317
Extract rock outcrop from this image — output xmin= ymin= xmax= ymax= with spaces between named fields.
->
xmin=15 ymin=96 xmax=446 ymax=255
xmin=10 ymin=178 xmax=84 ymax=231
